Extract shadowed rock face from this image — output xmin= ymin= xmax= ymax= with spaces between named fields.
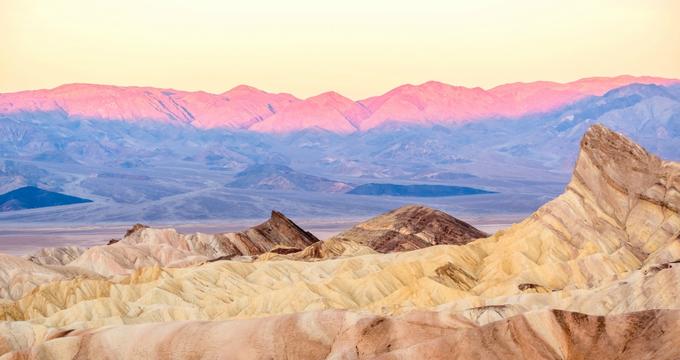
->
xmin=330 ymin=204 xmax=488 ymax=252
xmin=243 ymin=210 xmax=320 ymax=249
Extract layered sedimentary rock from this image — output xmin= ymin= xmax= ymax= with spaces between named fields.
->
xmin=1 ymin=124 xmax=680 ymax=358
xmin=329 ymin=204 xmax=487 ymax=252
xmin=260 ymin=205 xmax=486 ymax=260
xmin=68 ymin=211 xmax=319 ymax=276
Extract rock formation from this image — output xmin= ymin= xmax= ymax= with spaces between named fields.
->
xmin=329 ymin=204 xmax=487 ymax=252
xmin=1 ymin=124 xmax=680 ymax=358
xmin=66 ymin=210 xmax=319 ymax=276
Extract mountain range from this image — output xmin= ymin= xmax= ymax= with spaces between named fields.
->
xmin=1 ymin=75 xmax=676 ymax=133
xmin=0 ymin=77 xmax=679 ymax=223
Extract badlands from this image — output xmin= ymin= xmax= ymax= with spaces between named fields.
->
xmin=1 ymin=124 xmax=680 ymax=359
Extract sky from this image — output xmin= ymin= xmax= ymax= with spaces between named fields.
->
xmin=1 ymin=0 xmax=679 ymax=99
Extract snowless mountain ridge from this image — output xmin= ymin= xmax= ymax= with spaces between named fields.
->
xmin=1 ymin=75 xmax=677 ymax=133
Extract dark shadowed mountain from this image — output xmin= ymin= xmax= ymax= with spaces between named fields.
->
xmin=0 ymin=186 xmax=92 ymax=212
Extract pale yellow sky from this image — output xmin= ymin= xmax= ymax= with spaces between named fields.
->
xmin=1 ymin=0 xmax=679 ymax=99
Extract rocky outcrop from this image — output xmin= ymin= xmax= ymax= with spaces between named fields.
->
xmin=329 ymin=204 xmax=487 ymax=252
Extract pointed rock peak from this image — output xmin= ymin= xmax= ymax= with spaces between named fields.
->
xmin=579 ymin=124 xmax=656 ymax=168
xmin=248 ymin=210 xmax=320 ymax=247
xmin=266 ymin=210 xmax=304 ymax=230
xmin=269 ymin=210 xmax=290 ymax=222
xmin=569 ymin=124 xmax=672 ymax=229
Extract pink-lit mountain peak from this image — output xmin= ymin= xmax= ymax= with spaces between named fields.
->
xmin=222 ymin=84 xmax=299 ymax=101
xmin=362 ymin=81 xmax=487 ymax=107
xmin=304 ymin=91 xmax=354 ymax=106
xmin=248 ymin=90 xmax=370 ymax=134
xmin=174 ymin=84 xmax=300 ymax=128
xmin=357 ymin=81 xmax=503 ymax=130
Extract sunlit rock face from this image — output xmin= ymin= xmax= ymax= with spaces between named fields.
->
xmin=2 ymin=124 xmax=680 ymax=358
